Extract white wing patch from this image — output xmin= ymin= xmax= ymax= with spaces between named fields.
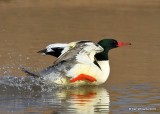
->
xmin=75 ymin=52 xmax=95 ymax=65
xmin=75 ymin=42 xmax=103 ymax=64
xmin=60 ymin=42 xmax=77 ymax=57
xmin=46 ymin=43 xmax=68 ymax=53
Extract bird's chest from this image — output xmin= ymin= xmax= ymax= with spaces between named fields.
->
xmin=65 ymin=64 xmax=102 ymax=86
xmin=66 ymin=63 xmax=101 ymax=78
xmin=67 ymin=61 xmax=110 ymax=85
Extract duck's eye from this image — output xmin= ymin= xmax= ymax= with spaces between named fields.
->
xmin=111 ymin=42 xmax=115 ymax=45
xmin=111 ymin=41 xmax=117 ymax=45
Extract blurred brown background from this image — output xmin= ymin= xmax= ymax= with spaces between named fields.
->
xmin=0 ymin=0 xmax=159 ymax=86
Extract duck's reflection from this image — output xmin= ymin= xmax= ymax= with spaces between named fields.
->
xmin=0 ymin=81 xmax=110 ymax=114
xmin=48 ymin=86 xmax=110 ymax=114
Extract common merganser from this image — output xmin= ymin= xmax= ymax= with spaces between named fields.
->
xmin=38 ymin=39 xmax=131 ymax=76
xmin=22 ymin=41 xmax=105 ymax=86
xmin=23 ymin=39 xmax=131 ymax=86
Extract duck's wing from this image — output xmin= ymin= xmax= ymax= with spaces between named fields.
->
xmin=40 ymin=41 xmax=102 ymax=77
xmin=21 ymin=42 xmax=83 ymax=77
xmin=21 ymin=42 xmax=88 ymax=77
xmin=54 ymin=41 xmax=103 ymax=65
xmin=53 ymin=42 xmax=86 ymax=64
xmin=22 ymin=41 xmax=103 ymax=78
xmin=37 ymin=43 xmax=68 ymax=57
xmin=37 ymin=40 xmax=92 ymax=58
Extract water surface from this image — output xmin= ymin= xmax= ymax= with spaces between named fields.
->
xmin=0 ymin=0 xmax=160 ymax=114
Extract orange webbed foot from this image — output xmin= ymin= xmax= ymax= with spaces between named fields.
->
xmin=70 ymin=74 xmax=96 ymax=83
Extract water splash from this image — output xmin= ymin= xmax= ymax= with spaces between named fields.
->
xmin=0 ymin=75 xmax=60 ymax=93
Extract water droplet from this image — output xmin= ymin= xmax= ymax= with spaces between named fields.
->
xmin=26 ymin=57 xmax=30 ymax=60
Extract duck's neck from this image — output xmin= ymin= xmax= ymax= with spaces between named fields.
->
xmin=95 ymin=50 xmax=109 ymax=61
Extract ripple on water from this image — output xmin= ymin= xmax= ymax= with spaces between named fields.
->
xmin=110 ymin=84 xmax=160 ymax=114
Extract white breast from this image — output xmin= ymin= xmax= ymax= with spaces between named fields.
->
xmin=97 ymin=60 xmax=110 ymax=84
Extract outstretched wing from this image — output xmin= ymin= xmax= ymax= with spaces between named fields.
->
xmin=37 ymin=40 xmax=92 ymax=58
xmin=54 ymin=43 xmax=83 ymax=64
xmin=53 ymin=41 xmax=99 ymax=64
xmin=37 ymin=43 xmax=68 ymax=57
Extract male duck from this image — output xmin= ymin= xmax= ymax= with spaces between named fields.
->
xmin=22 ymin=41 xmax=104 ymax=86
xmin=23 ymin=39 xmax=131 ymax=86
